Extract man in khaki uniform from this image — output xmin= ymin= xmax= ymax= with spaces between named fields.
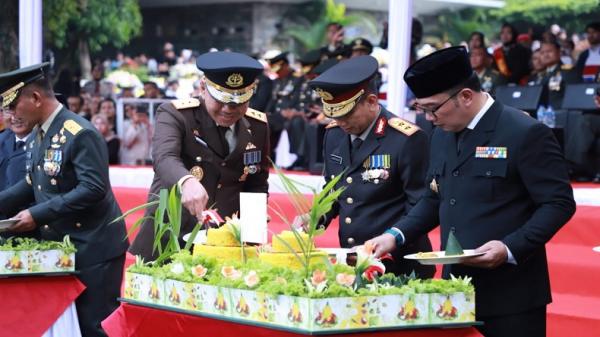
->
xmin=130 ymin=51 xmax=270 ymax=261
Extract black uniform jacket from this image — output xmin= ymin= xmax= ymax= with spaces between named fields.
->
xmin=0 ymin=107 xmax=129 ymax=268
xmin=322 ymin=107 xmax=434 ymax=277
xmin=395 ymin=101 xmax=575 ymax=316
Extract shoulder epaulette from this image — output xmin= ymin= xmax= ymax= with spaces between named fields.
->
xmin=388 ymin=117 xmax=419 ymax=136
xmin=561 ymin=64 xmax=573 ymax=70
xmin=245 ymin=108 xmax=267 ymax=123
xmin=325 ymin=121 xmax=339 ymax=129
xmin=172 ymin=98 xmax=200 ymax=110
xmin=63 ymin=120 xmax=82 ymax=135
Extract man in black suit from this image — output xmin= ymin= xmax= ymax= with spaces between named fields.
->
xmin=367 ymin=47 xmax=576 ymax=337
xmin=0 ymin=103 xmax=38 ymax=238
xmin=307 ymin=56 xmax=434 ymax=278
xmin=0 ymin=63 xmax=129 ymax=337
xmin=0 ymin=110 xmax=33 ymax=191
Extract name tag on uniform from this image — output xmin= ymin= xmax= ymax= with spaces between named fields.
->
xmin=330 ymin=154 xmax=342 ymax=165
xmin=475 ymin=146 xmax=507 ymax=159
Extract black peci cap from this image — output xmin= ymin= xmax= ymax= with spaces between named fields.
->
xmin=404 ymin=46 xmax=473 ymax=98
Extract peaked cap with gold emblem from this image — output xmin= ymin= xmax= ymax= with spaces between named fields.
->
xmin=350 ymin=38 xmax=373 ymax=54
xmin=0 ymin=62 xmax=51 ymax=109
xmin=308 ymin=55 xmax=378 ymax=118
xmin=267 ymin=51 xmax=289 ymax=73
xmin=196 ymin=51 xmax=263 ymax=104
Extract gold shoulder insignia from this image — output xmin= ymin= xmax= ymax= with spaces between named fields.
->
xmin=388 ymin=117 xmax=419 ymax=136
xmin=172 ymin=98 xmax=200 ymax=110
xmin=245 ymin=108 xmax=267 ymax=123
xmin=63 ymin=120 xmax=82 ymax=135
xmin=561 ymin=64 xmax=573 ymax=70
xmin=325 ymin=121 xmax=339 ymax=129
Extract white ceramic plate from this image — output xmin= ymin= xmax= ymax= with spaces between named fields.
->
xmin=0 ymin=219 xmax=18 ymax=232
xmin=182 ymin=230 xmax=207 ymax=245
xmin=593 ymin=246 xmax=600 ymax=253
xmin=404 ymin=249 xmax=485 ymax=265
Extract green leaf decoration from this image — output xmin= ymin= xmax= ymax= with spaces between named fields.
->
xmin=445 ymin=230 xmax=464 ymax=256
xmin=115 ymin=184 xmax=203 ymax=266
xmin=270 ymin=160 xmax=346 ymax=278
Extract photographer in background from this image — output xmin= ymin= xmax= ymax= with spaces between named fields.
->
xmin=121 ymin=104 xmax=153 ymax=165
xmin=321 ymin=23 xmax=346 ymax=60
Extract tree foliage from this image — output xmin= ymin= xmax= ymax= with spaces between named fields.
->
xmin=45 ymin=0 xmax=142 ymax=53
xmin=0 ymin=0 xmax=18 ymax=72
xmin=492 ymin=0 xmax=600 ymax=23
xmin=283 ymin=0 xmax=377 ymax=52
xmin=432 ymin=0 xmax=600 ymax=45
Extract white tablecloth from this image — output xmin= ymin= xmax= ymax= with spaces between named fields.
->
xmin=42 ymin=303 xmax=81 ymax=337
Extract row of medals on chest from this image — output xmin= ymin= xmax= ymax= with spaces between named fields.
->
xmin=361 ymin=154 xmax=391 ymax=184
xmin=26 ymin=129 xmax=67 ymax=186
xmin=189 ymin=134 xmax=262 ymax=183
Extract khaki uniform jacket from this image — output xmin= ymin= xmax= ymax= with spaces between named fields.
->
xmin=129 ymin=98 xmax=269 ymax=261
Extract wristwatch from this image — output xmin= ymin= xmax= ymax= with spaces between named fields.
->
xmin=384 ymin=227 xmax=405 ymax=247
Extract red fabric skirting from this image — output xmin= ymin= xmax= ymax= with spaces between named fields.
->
xmin=0 ymin=275 xmax=85 ymax=337
xmin=102 ymin=303 xmax=483 ymax=337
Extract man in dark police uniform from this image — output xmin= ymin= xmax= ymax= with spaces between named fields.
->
xmin=0 ymin=63 xmax=129 ymax=337
xmin=308 ymin=55 xmax=434 ymax=278
xmin=129 ymin=51 xmax=270 ymax=261
xmin=367 ymin=47 xmax=576 ymax=337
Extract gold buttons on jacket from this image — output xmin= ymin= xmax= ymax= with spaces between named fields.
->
xmin=346 ymin=197 xmax=353 ymax=204
xmin=43 ymin=225 xmax=49 ymax=230
xmin=221 ymin=162 xmax=226 ymax=167
xmin=346 ymin=177 xmax=353 ymax=184
xmin=75 ymin=222 xmax=82 ymax=228
xmin=217 ymin=184 xmax=222 ymax=189
xmin=345 ymin=217 xmax=352 ymax=224
xmin=347 ymin=237 xmax=355 ymax=245
xmin=196 ymin=156 xmax=202 ymax=162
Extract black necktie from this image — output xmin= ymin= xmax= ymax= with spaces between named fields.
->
xmin=217 ymin=126 xmax=230 ymax=156
xmin=15 ymin=140 xmax=25 ymax=151
xmin=456 ymin=129 xmax=470 ymax=155
xmin=350 ymin=137 xmax=363 ymax=162
xmin=36 ymin=129 xmax=45 ymax=143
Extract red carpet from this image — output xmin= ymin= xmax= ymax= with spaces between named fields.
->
xmin=113 ymin=184 xmax=600 ymax=337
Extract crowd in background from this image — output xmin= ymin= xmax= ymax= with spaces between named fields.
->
xmin=6 ymin=19 xmax=598 ymax=180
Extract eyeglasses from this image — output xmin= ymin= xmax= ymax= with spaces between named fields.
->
xmin=411 ymin=89 xmax=462 ymax=118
